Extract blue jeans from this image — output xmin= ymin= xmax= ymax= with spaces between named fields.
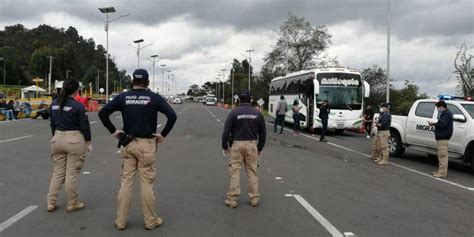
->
xmin=293 ymin=114 xmax=300 ymax=132
xmin=274 ymin=114 xmax=285 ymax=134
xmin=2 ymin=110 xmax=14 ymax=120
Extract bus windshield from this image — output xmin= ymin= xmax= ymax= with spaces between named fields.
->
xmin=317 ymin=86 xmax=362 ymax=110
xmin=316 ymin=72 xmax=362 ymax=110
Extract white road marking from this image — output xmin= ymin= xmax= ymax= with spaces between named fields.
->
xmin=157 ymin=124 xmax=162 ymax=128
xmin=344 ymin=232 xmax=355 ymax=237
xmin=285 ymin=194 xmax=293 ymax=197
xmin=0 ymin=135 xmax=34 ymax=144
xmin=89 ymin=121 xmax=97 ymax=124
xmin=275 ymin=177 xmax=282 ymax=180
xmin=115 ymin=116 xmax=121 ymax=119
xmin=264 ymin=122 xmax=474 ymax=192
xmin=293 ymin=194 xmax=345 ymax=237
xmin=82 ymin=171 xmax=90 ymax=175
xmin=216 ymin=119 xmax=221 ymax=123
xmin=0 ymin=205 xmax=38 ymax=232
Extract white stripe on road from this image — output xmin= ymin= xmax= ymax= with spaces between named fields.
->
xmin=89 ymin=121 xmax=98 ymax=124
xmin=265 ymin=122 xmax=474 ymax=191
xmin=0 ymin=135 xmax=34 ymax=144
xmin=0 ymin=205 xmax=38 ymax=232
xmin=292 ymin=194 xmax=344 ymax=237
xmin=216 ymin=119 xmax=221 ymax=123
xmin=157 ymin=124 xmax=162 ymax=128
xmin=115 ymin=116 xmax=121 ymax=119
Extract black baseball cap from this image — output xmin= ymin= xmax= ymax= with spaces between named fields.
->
xmin=239 ymin=90 xmax=251 ymax=99
xmin=132 ymin=69 xmax=149 ymax=85
xmin=379 ymin=103 xmax=389 ymax=108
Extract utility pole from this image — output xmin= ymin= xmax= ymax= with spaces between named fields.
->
xmin=167 ymin=70 xmax=172 ymax=97
xmin=246 ymin=49 xmax=254 ymax=91
xmin=66 ymin=70 xmax=72 ymax=79
xmin=0 ymin=57 xmax=6 ymax=85
xmin=160 ymin=64 xmax=167 ymax=95
xmin=151 ymin=55 xmax=158 ymax=92
xmin=231 ymin=67 xmax=234 ymax=107
xmin=96 ymin=70 xmax=100 ymax=94
xmin=221 ymin=69 xmax=226 ymax=104
xmin=386 ymin=0 xmax=391 ymax=104
xmin=48 ymin=56 xmax=54 ymax=94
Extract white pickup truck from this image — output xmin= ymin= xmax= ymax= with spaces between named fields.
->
xmin=382 ymin=97 xmax=474 ymax=172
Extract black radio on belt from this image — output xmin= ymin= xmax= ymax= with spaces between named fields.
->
xmin=117 ymin=132 xmax=135 ymax=148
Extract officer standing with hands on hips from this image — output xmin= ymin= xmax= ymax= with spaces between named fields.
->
xmin=47 ymin=79 xmax=92 ymax=212
xmin=222 ymin=90 xmax=266 ymax=208
xmin=428 ymin=100 xmax=453 ymax=178
xmin=373 ymin=103 xmax=392 ymax=165
xmin=99 ymin=69 xmax=177 ymax=231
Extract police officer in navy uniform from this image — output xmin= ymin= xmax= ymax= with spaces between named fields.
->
xmin=428 ymin=100 xmax=453 ymax=178
xmin=47 ymin=79 xmax=92 ymax=212
xmin=222 ymin=90 xmax=266 ymax=208
xmin=373 ymin=103 xmax=392 ymax=165
xmin=99 ymin=69 xmax=177 ymax=230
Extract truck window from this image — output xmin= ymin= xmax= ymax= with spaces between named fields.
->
xmin=446 ymin=104 xmax=463 ymax=117
xmin=415 ymin=102 xmax=436 ymax=118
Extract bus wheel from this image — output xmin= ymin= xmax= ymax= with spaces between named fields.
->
xmin=335 ymin=129 xmax=344 ymax=135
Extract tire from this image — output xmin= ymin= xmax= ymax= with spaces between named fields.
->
xmin=389 ymin=130 xmax=405 ymax=157
xmin=335 ymin=129 xmax=344 ymax=135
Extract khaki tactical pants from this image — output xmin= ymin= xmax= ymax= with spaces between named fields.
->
xmin=437 ymin=140 xmax=449 ymax=174
xmin=226 ymin=141 xmax=260 ymax=203
xmin=116 ymin=138 xmax=159 ymax=227
xmin=371 ymin=132 xmax=381 ymax=160
xmin=48 ymin=131 xmax=86 ymax=206
xmin=373 ymin=130 xmax=390 ymax=163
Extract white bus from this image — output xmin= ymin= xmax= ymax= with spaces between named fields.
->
xmin=269 ymin=68 xmax=370 ymax=134
xmin=206 ymin=94 xmax=217 ymax=106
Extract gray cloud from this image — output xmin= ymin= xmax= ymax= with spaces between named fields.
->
xmin=1 ymin=0 xmax=472 ymax=40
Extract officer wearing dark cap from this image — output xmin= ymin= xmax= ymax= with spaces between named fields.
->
xmin=428 ymin=100 xmax=453 ymax=178
xmin=372 ymin=103 xmax=392 ymax=165
xmin=222 ymin=90 xmax=266 ymax=208
xmin=99 ymin=69 xmax=177 ymax=230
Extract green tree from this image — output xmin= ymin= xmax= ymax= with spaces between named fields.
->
xmin=263 ymin=12 xmax=334 ymax=75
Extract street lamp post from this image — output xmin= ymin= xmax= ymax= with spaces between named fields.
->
xmin=151 ymin=55 xmax=158 ymax=92
xmin=160 ymin=64 xmax=166 ymax=95
xmin=215 ymin=77 xmax=220 ymax=103
xmin=386 ymin=0 xmax=391 ymax=104
xmin=245 ymin=49 xmax=254 ymax=91
xmin=132 ymin=39 xmax=153 ymax=68
xmin=0 ymin=57 xmax=6 ymax=85
xmin=230 ymin=67 xmax=234 ymax=107
xmin=167 ymin=70 xmax=172 ymax=97
xmin=171 ymin=74 xmax=176 ymax=96
xmin=221 ymin=69 xmax=226 ymax=105
xmin=47 ymin=56 xmax=54 ymax=94
xmin=98 ymin=7 xmax=129 ymax=102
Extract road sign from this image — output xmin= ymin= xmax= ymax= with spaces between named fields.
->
xmin=99 ymin=88 xmax=105 ymax=94
xmin=32 ymin=78 xmax=44 ymax=83
xmin=257 ymin=98 xmax=265 ymax=106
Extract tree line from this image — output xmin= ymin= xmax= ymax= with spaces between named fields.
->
xmin=0 ymin=24 xmax=131 ymax=93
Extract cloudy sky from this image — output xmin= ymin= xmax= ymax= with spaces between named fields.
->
xmin=0 ymin=0 xmax=472 ymax=96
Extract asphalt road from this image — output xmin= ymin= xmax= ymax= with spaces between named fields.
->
xmin=0 ymin=103 xmax=473 ymax=237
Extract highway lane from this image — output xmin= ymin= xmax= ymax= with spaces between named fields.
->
xmin=0 ymin=103 xmax=473 ymax=237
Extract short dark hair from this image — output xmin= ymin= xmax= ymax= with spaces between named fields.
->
xmin=280 ymin=95 xmax=285 ymax=100
xmin=240 ymin=96 xmax=251 ymax=103
xmin=435 ymin=100 xmax=447 ymax=108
